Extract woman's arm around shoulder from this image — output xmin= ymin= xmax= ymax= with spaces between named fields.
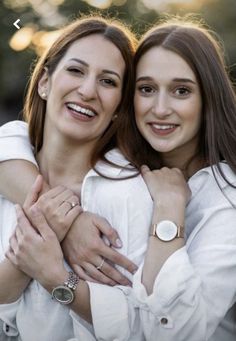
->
xmin=0 ymin=120 xmax=40 ymax=203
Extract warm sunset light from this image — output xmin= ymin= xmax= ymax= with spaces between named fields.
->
xmin=9 ymin=26 xmax=35 ymax=51
xmin=33 ymin=30 xmax=62 ymax=55
xmin=84 ymin=0 xmax=113 ymax=9
xmin=9 ymin=27 xmax=61 ymax=55
xmin=141 ymin=0 xmax=205 ymax=11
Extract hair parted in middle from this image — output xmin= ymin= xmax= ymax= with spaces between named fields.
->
xmin=23 ymin=15 xmax=137 ymax=168
xmin=118 ymin=17 xmax=236 ymax=186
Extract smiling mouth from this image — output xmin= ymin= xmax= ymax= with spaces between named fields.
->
xmin=149 ymin=123 xmax=179 ymax=135
xmin=66 ymin=102 xmax=97 ymax=118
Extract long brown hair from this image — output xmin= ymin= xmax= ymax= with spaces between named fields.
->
xmin=23 ymin=15 xmax=137 ymax=167
xmin=118 ymin=18 xmax=236 ymax=186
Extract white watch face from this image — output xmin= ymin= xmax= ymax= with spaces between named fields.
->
xmin=155 ymin=220 xmax=178 ymax=241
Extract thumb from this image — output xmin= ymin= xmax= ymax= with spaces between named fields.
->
xmin=28 ymin=205 xmax=54 ymax=240
xmin=23 ymin=175 xmax=44 ymax=210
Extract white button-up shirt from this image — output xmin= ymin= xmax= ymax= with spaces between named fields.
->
xmin=0 ymin=121 xmax=236 ymax=341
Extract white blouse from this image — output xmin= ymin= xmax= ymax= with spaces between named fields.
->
xmin=0 ymin=120 xmax=236 ymax=341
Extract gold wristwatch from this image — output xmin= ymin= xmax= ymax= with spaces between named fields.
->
xmin=151 ymin=220 xmax=184 ymax=242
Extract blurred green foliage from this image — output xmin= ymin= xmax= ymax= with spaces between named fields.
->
xmin=0 ymin=0 xmax=236 ymax=124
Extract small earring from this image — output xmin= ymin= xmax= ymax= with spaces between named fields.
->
xmin=112 ymin=114 xmax=118 ymax=121
xmin=41 ymin=92 xmax=47 ymax=99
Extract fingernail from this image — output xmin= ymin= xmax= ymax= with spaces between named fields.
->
xmin=132 ymin=267 xmax=138 ymax=275
xmin=116 ymin=238 xmax=123 ymax=248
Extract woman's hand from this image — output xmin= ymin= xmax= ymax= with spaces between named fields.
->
xmin=23 ymin=175 xmax=82 ymax=242
xmin=141 ymin=165 xmax=191 ymax=206
xmin=62 ymin=212 xmax=137 ymax=286
xmin=6 ymin=204 xmax=65 ymax=288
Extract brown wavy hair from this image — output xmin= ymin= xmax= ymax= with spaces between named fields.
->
xmin=23 ymin=15 xmax=137 ymax=167
xmin=118 ymin=18 xmax=236 ymax=186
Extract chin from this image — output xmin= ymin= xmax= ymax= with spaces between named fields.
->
xmin=150 ymin=142 xmax=173 ymax=153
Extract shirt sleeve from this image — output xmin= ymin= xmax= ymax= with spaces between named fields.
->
xmin=0 ymin=120 xmax=37 ymax=167
xmin=0 ymin=299 xmax=21 ymax=339
xmin=129 ymin=173 xmax=236 ymax=341
xmin=69 ymin=310 xmax=96 ymax=341
xmin=73 ymin=176 xmax=152 ymax=341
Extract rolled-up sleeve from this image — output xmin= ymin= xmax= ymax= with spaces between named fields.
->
xmin=69 ymin=309 xmax=96 ymax=341
xmin=87 ymin=282 xmax=143 ymax=340
xmin=128 ymin=172 xmax=236 ymax=341
xmin=68 ymin=282 xmax=143 ymax=340
xmin=0 ymin=299 xmax=21 ymax=339
xmin=0 ymin=121 xmax=37 ymax=167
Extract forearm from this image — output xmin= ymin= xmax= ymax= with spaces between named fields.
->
xmin=142 ymin=202 xmax=185 ymax=295
xmin=39 ymin=265 xmax=92 ymax=323
xmin=0 ymin=160 xmax=39 ymax=204
xmin=0 ymin=258 xmax=31 ymax=303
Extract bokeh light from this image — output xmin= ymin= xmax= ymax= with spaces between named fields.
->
xmin=84 ymin=0 xmax=112 ymax=9
xmin=9 ymin=26 xmax=35 ymax=51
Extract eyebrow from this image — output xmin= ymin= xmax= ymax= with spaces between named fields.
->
xmin=173 ymin=78 xmax=196 ymax=84
xmin=69 ymin=58 xmax=121 ymax=80
xmin=136 ymin=76 xmax=196 ymax=84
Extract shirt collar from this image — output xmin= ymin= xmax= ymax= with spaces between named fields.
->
xmin=84 ymin=148 xmax=136 ymax=180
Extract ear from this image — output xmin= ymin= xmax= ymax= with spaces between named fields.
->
xmin=38 ymin=67 xmax=49 ymax=100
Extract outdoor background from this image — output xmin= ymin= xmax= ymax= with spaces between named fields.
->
xmin=0 ymin=0 xmax=236 ymax=125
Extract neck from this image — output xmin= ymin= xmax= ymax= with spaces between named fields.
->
xmin=36 ymin=137 xmax=95 ymax=194
xmin=161 ymin=141 xmax=205 ymax=180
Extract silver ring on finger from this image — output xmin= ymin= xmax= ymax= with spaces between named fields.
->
xmin=64 ymin=201 xmax=79 ymax=210
xmin=96 ymin=258 xmax=105 ymax=271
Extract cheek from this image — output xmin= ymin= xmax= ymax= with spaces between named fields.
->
xmin=106 ymin=90 xmax=122 ymax=113
xmin=189 ymin=101 xmax=202 ymax=127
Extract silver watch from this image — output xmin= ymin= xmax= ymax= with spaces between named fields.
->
xmin=151 ymin=220 xmax=184 ymax=242
xmin=52 ymin=271 xmax=79 ymax=305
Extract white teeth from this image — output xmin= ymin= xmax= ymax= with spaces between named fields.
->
xmin=152 ymin=124 xmax=176 ymax=130
xmin=67 ymin=103 xmax=96 ymax=117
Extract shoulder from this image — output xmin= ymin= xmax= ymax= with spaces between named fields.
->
xmin=188 ymin=162 xmax=236 ymax=207
xmin=94 ymin=148 xmax=139 ymax=178
xmin=88 ymin=149 xmax=152 ymax=203
xmin=0 ymin=120 xmax=28 ymax=136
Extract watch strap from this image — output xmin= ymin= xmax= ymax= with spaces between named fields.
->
xmin=65 ymin=271 xmax=79 ymax=290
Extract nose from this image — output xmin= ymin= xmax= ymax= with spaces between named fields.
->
xmin=77 ymin=75 xmax=97 ymax=100
xmin=152 ymin=91 xmax=172 ymax=118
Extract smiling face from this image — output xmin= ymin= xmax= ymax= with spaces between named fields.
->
xmin=134 ymin=46 xmax=202 ymax=166
xmin=39 ymin=34 xmax=125 ymax=145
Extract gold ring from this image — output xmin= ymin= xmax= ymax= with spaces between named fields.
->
xmin=96 ymin=258 xmax=105 ymax=271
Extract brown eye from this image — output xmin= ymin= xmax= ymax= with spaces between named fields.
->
xmin=101 ymin=79 xmax=116 ymax=87
xmin=175 ymin=87 xmax=190 ymax=96
xmin=138 ymin=85 xmax=155 ymax=94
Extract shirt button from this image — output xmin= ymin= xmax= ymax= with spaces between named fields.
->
xmin=160 ymin=317 xmax=168 ymax=325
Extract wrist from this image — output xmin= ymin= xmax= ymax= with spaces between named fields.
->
xmin=51 ymin=270 xmax=79 ymax=305
xmin=40 ymin=264 xmax=68 ymax=292
xmin=152 ymin=203 xmax=185 ymax=227
xmin=150 ymin=220 xmax=185 ymax=241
